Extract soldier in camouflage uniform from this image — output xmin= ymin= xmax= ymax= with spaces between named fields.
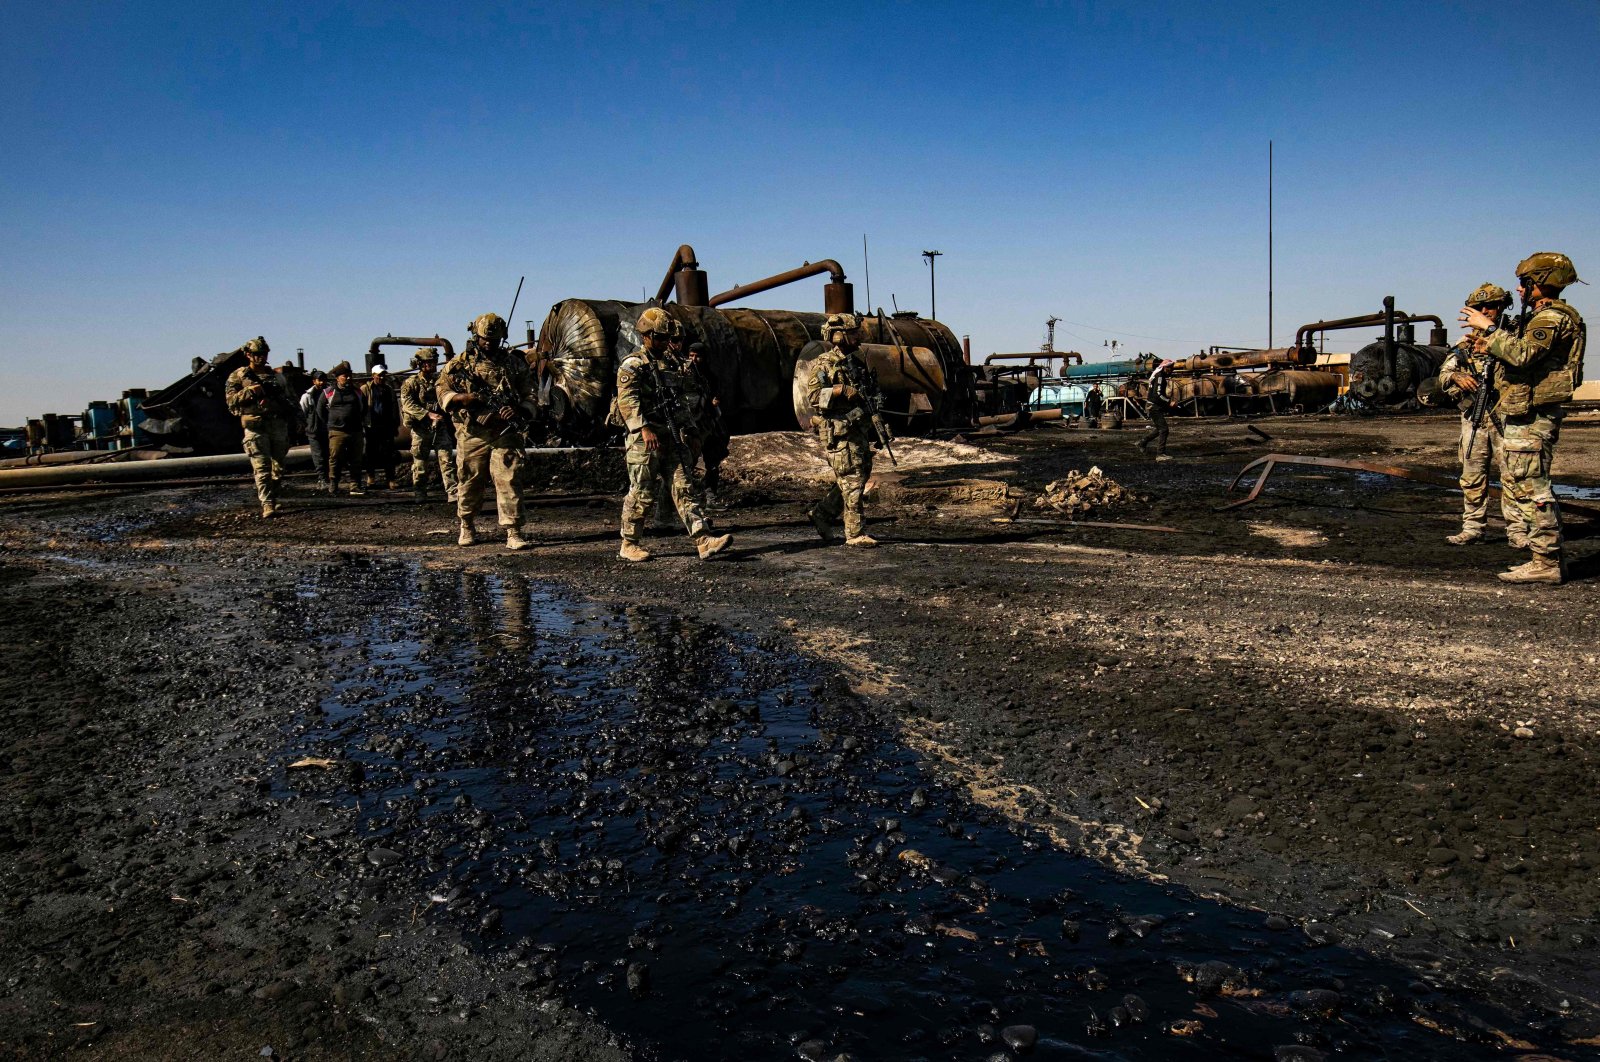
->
xmin=1433 ymin=283 xmax=1519 ymax=546
xmin=1462 ymin=252 xmax=1587 ymax=584
xmin=805 ymin=313 xmax=887 ymax=547
xmin=223 ymin=336 xmax=295 ymax=518
xmin=615 ymin=306 xmax=732 ymax=562
xmin=437 ymin=313 xmax=537 ymax=551
xmin=400 ymin=347 xmax=458 ymax=503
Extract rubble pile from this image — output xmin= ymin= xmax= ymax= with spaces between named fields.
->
xmin=1032 ymin=466 xmax=1143 ymax=518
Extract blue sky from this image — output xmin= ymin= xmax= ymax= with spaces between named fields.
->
xmin=3 ymin=1 xmax=1597 ymax=426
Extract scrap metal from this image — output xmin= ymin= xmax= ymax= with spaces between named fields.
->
xmin=1219 ymin=452 xmax=1600 ymax=517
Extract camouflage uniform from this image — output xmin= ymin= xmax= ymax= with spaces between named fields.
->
xmin=437 ymin=341 xmax=535 ymax=533
xmin=1436 ymin=339 xmax=1519 ymax=543
xmin=806 ymin=344 xmax=880 ymax=540
xmin=617 ymin=344 xmax=712 ymax=546
xmin=1486 ymin=297 xmax=1586 ymax=564
xmin=400 ymin=370 xmax=458 ymax=500
xmin=224 ymin=356 xmax=295 ymax=514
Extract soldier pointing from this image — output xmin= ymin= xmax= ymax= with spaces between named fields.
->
xmin=1462 ymin=252 xmax=1587 ymax=585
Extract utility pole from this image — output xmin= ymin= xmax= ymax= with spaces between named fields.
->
xmin=922 ymin=249 xmax=942 ymax=321
xmin=863 ymin=234 xmax=872 ymax=315
xmin=1268 ymin=139 xmax=1274 ymax=351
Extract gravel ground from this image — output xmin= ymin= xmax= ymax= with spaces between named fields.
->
xmin=2 ymin=409 xmax=1598 ymax=1059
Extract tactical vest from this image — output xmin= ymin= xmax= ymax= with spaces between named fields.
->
xmin=811 ymin=348 xmax=878 ymax=447
xmin=229 ymin=368 xmax=293 ymax=427
xmin=1498 ymin=300 xmax=1585 ymax=415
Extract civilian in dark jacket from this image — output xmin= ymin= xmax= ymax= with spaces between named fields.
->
xmin=361 ymin=364 xmax=402 ymax=490
xmin=299 ymin=369 xmax=329 ymax=490
xmin=317 ymin=360 xmax=368 ymax=495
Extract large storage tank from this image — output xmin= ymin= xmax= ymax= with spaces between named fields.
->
xmin=1346 ymin=339 xmax=1449 ymax=404
xmin=533 ymin=300 xmax=965 ymax=443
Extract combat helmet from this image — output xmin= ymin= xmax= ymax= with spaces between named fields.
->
xmin=412 ymin=347 xmax=440 ymax=369
xmin=1466 ymin=282 xmax=1513 ymax=309
xmin=636 ymin=306 xmax=672 ymax=336
xmin=470 ymin=313 xmax=509 ymax=342
xmin=1515 ymin=252 xmax=1583 ymax=289
xmin=243 ymin=336 xmax=270 ymax=356
xmin=823 ymin=313 xmax=861 ymax=341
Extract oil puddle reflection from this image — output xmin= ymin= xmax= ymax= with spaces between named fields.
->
xmin=277 ymin=557 xmax=1559 ymax=1060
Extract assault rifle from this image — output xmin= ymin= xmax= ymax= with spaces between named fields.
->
xmin=457 ymin=354 xmax=539 ymax=444
xmin=840 ymin=352 xmax=896 ymax=467
xmin=645 ymin=357 xmax=694 ymax=464
xmin=1463 ymin=356 xmax=1496 ymax=460
xmin=242 ymin=367 xmax=296 ymax=420
xmin=1461 ymin=309 xmax=1511 ymax=459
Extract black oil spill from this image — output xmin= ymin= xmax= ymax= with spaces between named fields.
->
xmin=271 ymin=557 xmax=1563 ymax=1060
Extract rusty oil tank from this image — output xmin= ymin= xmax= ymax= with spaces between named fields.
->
xmin=533 ymin=300 xmax=963 ymax=443
xmin=1252 ymin=369 xmax=1342 ymax=408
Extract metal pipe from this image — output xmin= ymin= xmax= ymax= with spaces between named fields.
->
xmin=367 ymin=335 xmax=456 ymax=372
xmin=1293 ymin=307 xmax=1444 ymax=352
xmin=982 ymin=353 xmax=1079 ymax=368
xmin=0 ymin=448 xmax=316 ymax=488
xmin=655 ymin=244 xmax=699 ymax=303
xmin=975 ymin=407 xmax=1065 ymax=428
xmin=708 ymin=260 xmax=848 ymax=309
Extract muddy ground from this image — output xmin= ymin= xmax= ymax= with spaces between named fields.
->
xmin=2 ymin=410 xmax=1598 ymax=1060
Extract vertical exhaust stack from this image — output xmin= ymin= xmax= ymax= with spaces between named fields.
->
xmin=657 ymin=244 xmax=710 ymax=307
xmin=1382 ymin=295 xmax=1397 ymax=389
xmin=823 ymin=279 xmax=855 ymax=315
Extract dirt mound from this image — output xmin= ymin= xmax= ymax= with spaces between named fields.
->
xmin=725 ymin=431 xmax=1009 ymax=486
xmin=1031 ymin=466 xmax=1144 ymax=518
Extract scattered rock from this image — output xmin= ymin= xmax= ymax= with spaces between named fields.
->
xmin=1000 ymin=1024 xmax=1038 ymax=1051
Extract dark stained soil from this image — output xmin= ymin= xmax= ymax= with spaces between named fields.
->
xmin=2 ymin=409 xmax=1598 ymax=1059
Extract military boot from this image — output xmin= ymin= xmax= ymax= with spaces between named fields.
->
xmin=261 ymin=502 xmax=277 ymax=519
xmin=618 ymin=541 xmax=651 ymax=563
xmin=1498 ymin=555 xmax=1565 ymax=585
xmin=845 ymin=534 xmax=879 ymax=548
xmin=458 ymin=519 xmax=478 ymax=547
xmin=695 ymin=533 xmax=732 ymax=561
xmin=1446 ymin=527 xmax=1483 ymax=545
xmin=505 ymin=526 xmax=531 ymax=551
xmin=809 ymin=508 xmax=836 ymax=544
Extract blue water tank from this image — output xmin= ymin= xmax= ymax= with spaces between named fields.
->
xmin=124 ymin=394 xmax=148 ymax=446
xmin=83 ymin=401 xmax=118 ymax=443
